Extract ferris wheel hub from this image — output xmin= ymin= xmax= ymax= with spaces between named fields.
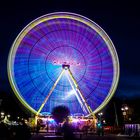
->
xmin=62 ymin=64 xmax=70 ymax=70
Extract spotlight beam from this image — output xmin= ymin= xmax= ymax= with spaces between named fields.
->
xmin=36 ymin=69 xmax=65 ymax=115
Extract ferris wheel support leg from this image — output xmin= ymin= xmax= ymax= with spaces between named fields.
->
xmin=67 ymin=69 xmax=92 ymax=115
xmin=65 ymin=71 xmax=87 ymax=114
xmin=36 ymin=69 xmax=65 ymax=115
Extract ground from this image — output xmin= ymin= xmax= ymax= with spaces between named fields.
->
xmin=30 ymin=133 xmax=139 ymax=140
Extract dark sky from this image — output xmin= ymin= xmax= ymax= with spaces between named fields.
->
xmin=0 ymin=0 xmax=140 ymax=118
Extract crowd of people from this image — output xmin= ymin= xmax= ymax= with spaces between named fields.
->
xmin=0 ymin=121 xmax=31 ymax=140
xmin=0 ymin=116 xmax=101 ymax=140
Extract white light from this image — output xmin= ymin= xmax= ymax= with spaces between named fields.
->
xmin=98 ymin=112 xmax=103 ymax=116
xmin=1 ymin=112 xmax=4 ymax=115
xmin=125 ymin=106 xmax=128 ymax=110
xmin=24 ymin=119 xmax=28 ymax=123
xmin=72 ymin=118 xmax=79 ymax=123
xmin=121 ymin=108 xmax=124 ymax=111
xmin=7 ymin=115 xmax=10 ymax=118
xmin=65 ymin=90 xmax=75 ymax=99
xmin=1 ymin=115 xmax=5 ymax=118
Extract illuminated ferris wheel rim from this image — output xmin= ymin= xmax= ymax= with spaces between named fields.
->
xmin=8 ymin=12 xmax=120 ymax=116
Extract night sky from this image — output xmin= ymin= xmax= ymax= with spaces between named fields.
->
xmin=0 ymin=0 xmax=140 ymax=121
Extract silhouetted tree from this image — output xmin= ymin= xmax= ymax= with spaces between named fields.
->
xmin=51 ymin=105 xmax=70 ymax=124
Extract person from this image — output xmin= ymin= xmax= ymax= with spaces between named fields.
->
xmin=36 ymin=124 xmax=40 ymax=135
xmin=0 ymin=122 xmax=10 ymax=140
xmin=62 ymin=118 xmax=75 ymax=140
xmin=96 ymin=121 xmax=104 ymax=136
xmin=14 ymin=121 xmax=31 ymax=140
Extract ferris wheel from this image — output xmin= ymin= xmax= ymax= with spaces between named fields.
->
xmin=8 ymin=12 xmax=119 ymax=116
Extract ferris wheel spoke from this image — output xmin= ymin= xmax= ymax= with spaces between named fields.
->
xmin=36 ymin=69 xmax=65 ymax=115
xmin=67 ymin=69 xmax=92 ymax=115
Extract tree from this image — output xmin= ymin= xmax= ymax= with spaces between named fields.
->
xmin=51 ymin=105 xmax=70 ymax=124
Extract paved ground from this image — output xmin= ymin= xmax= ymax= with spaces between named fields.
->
xmin=30 ymin=133 xmax=140 ymax=140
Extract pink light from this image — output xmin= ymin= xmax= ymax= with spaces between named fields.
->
xmin=53 ymin=60 xmax=80 ymax=66
xmin=71 ymin=118 xmax=88 ymax=123
xmin=72 ymin=118 xmax=79 ymax=123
